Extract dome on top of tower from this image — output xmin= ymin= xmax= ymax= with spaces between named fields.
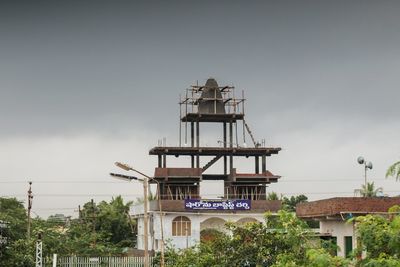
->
xmin=205 ymin=78 xmax=219 ymax=88
xmin=198 ymin=78 xmax=226 ymax=114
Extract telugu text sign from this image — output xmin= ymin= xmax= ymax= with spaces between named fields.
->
xmin=184 ymin=199 xmax=251 ymax=210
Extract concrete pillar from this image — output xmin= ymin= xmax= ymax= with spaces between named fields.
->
xmin=229 ymin=121 xmax=233 ymax=171
xmin=262 ymin=155 xmax=266 ymax=173
xmin=255 ymin=156 xmax=259 ymax=174
xmin=223 ymin=122 xmax=227 ymax=175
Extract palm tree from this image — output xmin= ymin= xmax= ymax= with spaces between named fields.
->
xmin=267 ymin=192 xmax=280 ymax=201
xmin=386 ymin=161 xmax=400 ymax=181
xmin=135 ymin=191 xmax=157 ymax=204
xmin=360 ymin=182 xmax=383 ymax=197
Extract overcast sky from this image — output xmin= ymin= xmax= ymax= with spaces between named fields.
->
xmin=1 ymin=0 xmax=399 ymax=218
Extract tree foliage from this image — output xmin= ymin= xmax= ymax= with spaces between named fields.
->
xmin=386 ymin=161 xmax=400 ymax=181
xmin=0 ymin=198 xmax=32 ymax=266
xmin=58 ymin=196 xmax=136 ymax=256
xmin=4 ymin=195 xmax=400 ymax=266
xmin=305 ymin=249 xmax=349 ymax=267
xmin=355 ymin=211 xmax=400 ymax=265
xmin=0 ymin=196 xmax=136 ymax=266
xmin=95 ymin=196 xmax=135 ymax=247
xmin=282 ymin=194 xmax=308 ymax=212
xmin=267 ymin=192 xmax=280 ymax=201
xmin=163 ymin=210 xmax=341 ymax=267
xmin=359 ymin=182 xmax=383 ymax=197
xmin=0 ymin=198 xmax=27 ymax=241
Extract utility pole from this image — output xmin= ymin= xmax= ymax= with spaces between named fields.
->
xmin=90 ymin=199 xmax=97 ymax=248
xmin=27 ymin=181 xmax=33 ymax=240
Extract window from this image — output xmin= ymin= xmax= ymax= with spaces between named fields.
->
xmin=172 ymin=216 xmax=191 ymax=236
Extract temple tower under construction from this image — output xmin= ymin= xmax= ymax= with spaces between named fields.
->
xmin=131 ymin=78 xmax=282 ymax=251
xmin=150 ymin=78 xmax=281 ymax=200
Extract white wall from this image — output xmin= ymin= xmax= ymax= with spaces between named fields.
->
xmin=136 ymin=212 xmax=266 ymax=251
xmin=320 ymin=220 xmax=355 ymax=257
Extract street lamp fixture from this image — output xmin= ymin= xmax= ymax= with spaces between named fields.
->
xmin=115 ymin=162 xmax=133 ymax=172
xmin=109 ymin=172 xmax=143 ymax=182
xmin=110 ymin=162 xmax=165 ymax=267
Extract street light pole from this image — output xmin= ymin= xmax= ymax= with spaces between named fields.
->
xmin=151 ymin=179 xmax=165 ymax=267
xmin=110 ymin=172 xmax=150 ymax=267
xmin=357 ymin=156 xmax=373 ymax=192
xmin=112 ymin=162 xmax=165 ymax=267
xmin=142 ymin=175 xmax=150 ymax=267
xmin=364 ymin=164 xmax=367 ymax=189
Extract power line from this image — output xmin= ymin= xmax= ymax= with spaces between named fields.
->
xmin=0 ymin=181 xmax=128 ymax=184
xmin=0 ymin=178 xmax=392 ymax=184
xmin=1 ymin=191 xmax=400 ymax=198
xmin=0 ymin=194 xmax=166 ymax=199
xmin=33 ymin=208 xmax=77 ymax=211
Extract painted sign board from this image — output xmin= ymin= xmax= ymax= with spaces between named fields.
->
xmin=184 ymin=199 xmax=251 ymax=210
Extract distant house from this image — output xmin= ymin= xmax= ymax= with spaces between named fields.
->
xmin=296 ymin=197 xmax=400 ymax=257
xmin=48 ymin=213 xmax=71 ymax=225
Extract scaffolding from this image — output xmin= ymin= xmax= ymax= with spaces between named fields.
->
xmin=151 ymin=78 xmax=281 ymax=201
xmin=179 ymin=84 xmax=244 ymax=115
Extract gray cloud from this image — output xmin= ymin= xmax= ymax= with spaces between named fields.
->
xmin=1 ymin=1 xmax=399 ymax=136
xmin=1 ymin=1 xmax=399 ymax=216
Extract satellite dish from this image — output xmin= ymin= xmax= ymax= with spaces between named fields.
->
xmin=357 ymin=156 xmax=365 ymax=164
xmin=366 ymin=162 xmax=373 ymax=169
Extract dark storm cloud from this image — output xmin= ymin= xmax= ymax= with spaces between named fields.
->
xmin=1 ymin=1 xmax=400 ymax=217
xmin=0 ymin=0 xmax=399 ymax=137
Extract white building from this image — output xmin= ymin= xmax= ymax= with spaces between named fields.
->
xmin=296 ymin=197 xmax=400 ymax=257
xmin=132 ymin=199 xmax=281 ymax=250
